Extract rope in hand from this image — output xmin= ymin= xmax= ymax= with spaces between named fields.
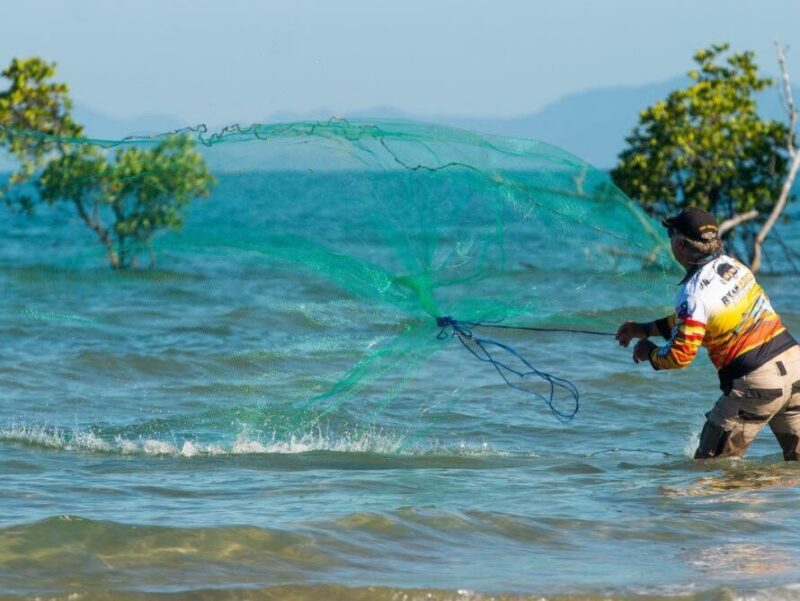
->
xmin=435 ymin=316 xmax=615 ymax=423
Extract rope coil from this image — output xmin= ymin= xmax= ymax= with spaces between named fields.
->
xmin=435 ymin=316 xmax=592 ymax=423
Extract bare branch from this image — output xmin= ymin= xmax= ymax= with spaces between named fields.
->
xmin=752 ymin=42 xmax=800 ymax=273
xmin=718 ymin=209 xmax=759 ymax=237
xmin=776 ymin=41 xmax=798 ymax=156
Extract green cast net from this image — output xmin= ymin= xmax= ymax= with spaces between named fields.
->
xmin=2 ymin=119 xmax=679 ymax=444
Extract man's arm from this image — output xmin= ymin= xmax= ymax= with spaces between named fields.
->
xmin=652 ymin=314 xmax=676 ymax=340
xmin=616 ymin=315 xmax=675 ymax=347
xmin=648 ymin=300 xmax=706 ymax=370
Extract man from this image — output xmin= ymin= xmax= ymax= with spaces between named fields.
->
xmin=616 ymin=207 xmax=800 ymax=460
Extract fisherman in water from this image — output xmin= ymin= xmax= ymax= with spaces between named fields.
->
xmin=616 ymin=207 xmax=800 ymax=460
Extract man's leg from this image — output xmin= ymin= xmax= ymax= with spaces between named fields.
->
xmin=769 ymin=403 xmax=800 ymax=460
xmin=768 ymin=353 xmax=800 ymax=460
xmin=769 ymin=403 xmax=800 ymax=461
xmin=695 ymin=376 xmax=786 ymax=459
xmin=694 ymin=407 xmax=771 ymax=459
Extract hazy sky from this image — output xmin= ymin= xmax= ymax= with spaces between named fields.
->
xmin=2 ymin=0 xmax=798 ymax=124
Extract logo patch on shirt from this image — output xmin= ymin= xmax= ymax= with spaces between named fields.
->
xmin=716 ymin=262 xmax=738 ymax=282
xmin=677 ymin=300 xmax=692 ymax=319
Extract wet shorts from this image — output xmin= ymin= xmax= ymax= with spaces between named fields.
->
xmin=695 ymin=345 xmax=800 ymax=460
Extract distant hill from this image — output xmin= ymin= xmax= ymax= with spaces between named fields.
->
xmin=269 ymin=77 xmax=800 ymax=168
xmin=2 ymin=76 xmax=798 ymax=172
xmin=346 ymin=78 xmax=800 ymax=169
xmin=71 ymin=105 xmax=187 ymax=139
xmin=430 ymin=78 xmax=689 ymax=167
xmin=0 ymin=107 xmax=189 ymax=171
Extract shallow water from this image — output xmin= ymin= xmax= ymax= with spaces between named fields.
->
xmin=2 ymin=171 xmax=800 ymax=600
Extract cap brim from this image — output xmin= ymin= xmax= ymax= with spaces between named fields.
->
xmin=661 ymin=216 xmax=676 ymax=228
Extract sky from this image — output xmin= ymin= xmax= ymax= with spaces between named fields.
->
xmin=1 ymin=0 xmax=799 ymax=125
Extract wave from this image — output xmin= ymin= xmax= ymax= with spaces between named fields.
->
xmin=5 ymin=585 xmax=800 ymax=601
xmin=0 ymin=422 xmax=400 ymax=456
xmin=0 ymin=422 xmax=520 ymax=461
xmin=4 ymin=515 xmax=799 ymax=601
xmin=1 ymin=517 xmax=799 ymax=601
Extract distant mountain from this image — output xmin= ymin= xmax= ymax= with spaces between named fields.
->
xmin=264 ymin=77 xmax=800 ymax=168
xmin=71 ymin=105 xmax=187 ymax=139
xmin=3 ymin=77 xmax=798 ymax=172
xmin=431 ymin=78 xmax=688 ymax=168
xmin=0 ymin=107 xmax=191 ymax=170
xmin=346 ymin=78 xmax=800 ymax=169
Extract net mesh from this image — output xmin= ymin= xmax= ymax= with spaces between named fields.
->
xmin=2 ymin=119 xmax=679 ymax=439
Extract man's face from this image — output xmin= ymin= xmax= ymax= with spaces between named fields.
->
xmin=668 ymin=227 xmax=679 ymax=253
xmin=668 ymin=228 xmax=689 ymax=266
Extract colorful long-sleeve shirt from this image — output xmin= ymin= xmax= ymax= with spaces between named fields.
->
xmin=648 ymin=255 xmax=796 ymax=393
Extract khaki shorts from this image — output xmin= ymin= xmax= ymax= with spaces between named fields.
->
xmin=695 ymin=345 xmax=800 ymax=460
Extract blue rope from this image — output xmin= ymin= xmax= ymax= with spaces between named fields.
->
xmin=436 ymin=316 xmax=586 ymax=423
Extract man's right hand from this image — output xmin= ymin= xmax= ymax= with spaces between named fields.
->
xmin=615 ymin=321 xmax=649 ymax=347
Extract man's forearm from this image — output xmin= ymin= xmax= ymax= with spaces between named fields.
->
xmin=634 ymin=321 xmax=661 ymax=338
xmin=651 ymin=315 xmax=675 ymax=340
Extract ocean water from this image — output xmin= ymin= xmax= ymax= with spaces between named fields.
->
xmin=2 ymin=168 xmax=800 ymax=601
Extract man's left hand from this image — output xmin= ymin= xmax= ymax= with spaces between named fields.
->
xmin=633 ymin=339 xmax=657 ymax=364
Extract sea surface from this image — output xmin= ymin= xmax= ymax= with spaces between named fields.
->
xmin=2 ymin=167 xmax=800 ymax=601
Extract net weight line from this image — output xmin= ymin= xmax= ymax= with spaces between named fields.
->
xmin=435 ymin=316 xmax=615 ymax=423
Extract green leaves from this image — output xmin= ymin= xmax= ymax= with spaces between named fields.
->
xmin=1 ymin=56 xmax=216 ymax=270
xmin=110 ymin=135 xmax=215 ymax=237
xmin=611 ymin=43 xmax=794 ymax=261
xmin=0 ymin=57 xmax=83 ymax=209
xmin=37 ymin=135 xmax=216 ymax=269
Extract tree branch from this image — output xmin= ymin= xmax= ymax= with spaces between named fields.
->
xmin=718 ymin=209 xmax=759 ymax=237
xmin=751 ymin=42 xmax=800 ymax=273
xmin=777 ymin=42 xmax=798 ymax=156
xmin=72 ymin=196 xmax=120 ymax=269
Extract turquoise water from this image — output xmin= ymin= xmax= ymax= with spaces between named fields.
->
xmin=2 ymin=165 xmax=800 ymax=600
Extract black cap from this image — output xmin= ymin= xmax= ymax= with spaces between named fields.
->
xmin=662 ymin=207 xmax=718 ymax=242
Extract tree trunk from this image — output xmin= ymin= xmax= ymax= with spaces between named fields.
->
xmin=72 ymin=197 xmax=120 ymax=269
xmin=751 ymin=152 xmax=800 ymax=273
xmin=116 ymin=236 xmax=131 ymax=270
xmin=147 ymin=241 xmax=157 ymax=269
xmin=753 ymin=43 xmax=800 ymax=273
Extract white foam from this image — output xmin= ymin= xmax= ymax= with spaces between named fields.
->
xmin=142 ymin=439 xmax=178 ymax=455
xmin=0 ymin=422 xmax=512 ymax=459
xmin=72 ymin=431 xmax=112 ymax=452
xmin=117 ymin=437 xmax=139 ymax=454
xmin=627 ymin=583 xmax=800 ymax=601
xmin=231 ymin=436 xmax=270 ymax=454
xmin=682 ymin=423 xmax=702 ymax=458
xmin=0 ymin=424 xmax=111 ymax=453
xmin=229 ymin=428 xmax=405 ymax=455
xmin=734 ymin=585 xmax=800 ymax=601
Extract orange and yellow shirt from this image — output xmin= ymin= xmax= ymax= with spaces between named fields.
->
xmin=649 ymin=255 xmax=796 ymax=393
